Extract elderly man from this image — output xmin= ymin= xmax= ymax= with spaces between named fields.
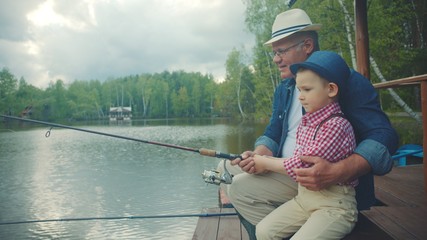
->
xmin=221 ymin=8 xmax=398 ymax=239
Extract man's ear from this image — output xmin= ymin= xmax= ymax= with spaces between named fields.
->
xmin=302 ymin=38 xmax=315 ymax=55
xmin=328 ymin=83 xmax=339 ymax=98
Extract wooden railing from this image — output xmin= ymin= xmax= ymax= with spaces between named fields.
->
xmin=373 ymin=74 xmax=427 ymax=193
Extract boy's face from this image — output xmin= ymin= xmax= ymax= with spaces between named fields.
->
xmin=295 ymin=69 xmax=336 ymax=113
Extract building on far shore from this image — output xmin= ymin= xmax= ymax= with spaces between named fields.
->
xmin=109 ymin=106 xmax=132 ymax=122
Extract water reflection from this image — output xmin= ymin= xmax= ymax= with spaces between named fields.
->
xmin=0 ymin=119 xmax=267 ymax=239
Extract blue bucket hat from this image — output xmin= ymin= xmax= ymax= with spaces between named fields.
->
xmin=290 ymin=51 xmax=350 ymax=90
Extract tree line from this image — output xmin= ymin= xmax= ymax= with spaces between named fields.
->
xmin=0 ymin=69 xmax=239 ymax=121
xmin=1 ymin=0 xmax=425 ymax=122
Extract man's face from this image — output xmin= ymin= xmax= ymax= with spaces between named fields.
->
xmin=271 ymin=37 xmax=309 ymax=79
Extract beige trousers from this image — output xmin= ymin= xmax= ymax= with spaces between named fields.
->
xmin=219 ymin=160 xmax=358 ymax=240
xmin=219 ymin=160 xmax=298 ymax=225
xmin=256 ymin=184 xmax=358 ymax=240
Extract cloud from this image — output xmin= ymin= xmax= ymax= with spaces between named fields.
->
xmin=0 ymin=0 xmax=254 ymax=88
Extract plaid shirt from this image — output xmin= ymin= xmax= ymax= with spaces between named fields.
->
xmin=284 ymin=101 xmax=358 ymax=187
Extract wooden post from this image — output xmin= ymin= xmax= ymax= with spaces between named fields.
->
xmin=421 ymin=80 xmax=427 ymax=193
xmin=354 ymin=0 xmax=370 ymax=79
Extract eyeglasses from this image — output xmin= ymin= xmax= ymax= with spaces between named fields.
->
xmin=270 ymin=40 xmax=305 ymax=59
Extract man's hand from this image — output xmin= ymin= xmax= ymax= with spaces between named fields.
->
xmin=230 ymin=151 xmax=257 ymax=174
xmin=294 ymin=156 xmax=342 ymax=191
xmin=294 ymin=154 xmax=371 ymax=191
xmin=230 ymin=146 xmax=275 ymax=174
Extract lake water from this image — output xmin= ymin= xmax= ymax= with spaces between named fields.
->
xmin=0 ymin=119 xmax=265 ymax=239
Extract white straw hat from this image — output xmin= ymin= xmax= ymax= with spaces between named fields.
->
xmin=264 ymin=9 xmax=321 ymax=45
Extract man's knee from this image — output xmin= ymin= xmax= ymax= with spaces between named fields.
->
xmin=227 ymin=173 xmax=246 ymax=202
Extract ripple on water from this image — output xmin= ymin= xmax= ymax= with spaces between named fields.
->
xmin=0 ymin=124 xmax=248 ymax=239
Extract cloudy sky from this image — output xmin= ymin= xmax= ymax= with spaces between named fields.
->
xmin=0 ymin=0 xmax=254 ymax=88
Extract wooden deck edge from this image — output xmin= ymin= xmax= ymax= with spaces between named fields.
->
xmin=192 ymin=207 xmax=249 ymax=240
xmin=361 ymin=208 xmax=405 ymax=239
xmin=192 ymin=208 xmax=221 ymax=240
xmin=361 ymin=206 xmax=427 ymax=239
xmin=343 ymin=213 xmax=394 ymax=240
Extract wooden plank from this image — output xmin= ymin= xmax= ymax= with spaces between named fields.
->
xmin=193 ymin=208 xmax=248 ymax=240
xmin=343 ymin=213 xmax=393 ymax=240
xmin=362 ymin=208 xmax=412 ymax=239
xmin=360 ymin=165 xmax=427 ymax=239
xmin=217 ymin=208 xmax=248 ymax=240
xmin=217 ymin=208 xmax=240 ymax=240
xmin=192 ymin=208 xmax=220 ymax=240
xmin=374 ymin=166 xmax=427 ymax=207
xmin=362 ymin=207 xmax=427 ymax=240
xmin=374 ymin=187 xmax=408 ymax=207
xmin=373 ymin=74 xmax=427 ymax=89
xmin=382 ymin=207 xmax=427 ymax=239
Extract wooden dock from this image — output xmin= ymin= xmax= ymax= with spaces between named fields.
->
xmin=192 ymin=207 xmax=249 ymax=240
xmin=193 ymin=164 xmax=427 ymax=240
xmin=361 ymin=165 xmax=427 ymax=239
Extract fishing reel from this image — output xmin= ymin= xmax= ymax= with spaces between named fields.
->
xmin=202 ymin=160 xmax=233 ymax=185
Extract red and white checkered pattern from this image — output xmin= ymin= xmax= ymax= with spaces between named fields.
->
xmin=284 ymin=102 xmax=358 ymax=187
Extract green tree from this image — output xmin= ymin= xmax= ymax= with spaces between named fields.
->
xmin=240 ymin=66 xmax=256 ymax=117
xmin=295 ymin=0 xmax=425 ymax=120
xmin=42 ymin=79 xmax=68 ymax=120
xmin=14 ymin=77 xmax=43 ymax=118
xmin=171 ymin=86 xmax=190 ymax=117
xmin=225 ymin=48 xmax=249 ymax=119
xmin=162 ymin=81 xmax=170 ymax=118
xmin=67 ymin=80 xmax=102 ymax=120
xmin=242 ymin=0 xmax=290 ymax=118
xmin=0 ymin=68 xmax=18 ymax=114
xmin=190 ymin=77 xmax=201 ymax=117
xmin=149 ymin=77 xmax=168 ymax=118
xmin=242 ymin=0 xmax=426 ymax=119
xmin=137 ymin=74 xmax=152 ymax=118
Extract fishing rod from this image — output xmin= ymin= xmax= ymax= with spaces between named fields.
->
xmin=0 ymin=212 xmax=238 ymax=226
xmin=1 ymin=114 xmax=237 ymax=184
xmin=1 ymin=114 xmax=241 ymax=160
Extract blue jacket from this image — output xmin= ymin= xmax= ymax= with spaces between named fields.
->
xmin=255 ymin=70 xmax=399 ymax=210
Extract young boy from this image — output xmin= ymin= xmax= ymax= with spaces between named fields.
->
xmin=253 ymin=51 xmax=358 ymax=240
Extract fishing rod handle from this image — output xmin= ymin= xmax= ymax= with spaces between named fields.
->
xmin=199 ymin=148 xmax=241 ymax=160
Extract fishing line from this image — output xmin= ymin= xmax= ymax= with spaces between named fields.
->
xmin=0 ymin=114 xmax=241 ymax=160
xmin=1 ymin=115 xmax=238 ymax=225
xmin=0 ymin=212 xmax=238 ymax=226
